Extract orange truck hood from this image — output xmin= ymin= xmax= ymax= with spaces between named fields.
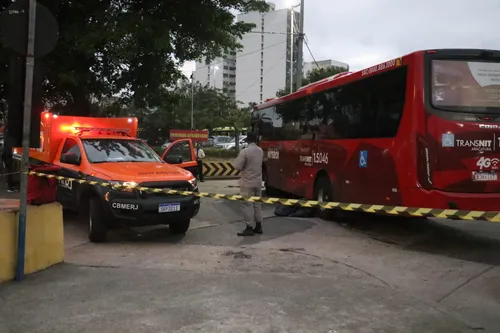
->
xmin=89 ymin=162 xmax=194 ymax=182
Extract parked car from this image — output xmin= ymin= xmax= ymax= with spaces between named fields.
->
xmin=219 ymin=136 xmax=248 ymax=150
xmin=213 ymin=136 xmax=233 ymax=148
xmin=161 ymin=140 xmax=172 ymax=149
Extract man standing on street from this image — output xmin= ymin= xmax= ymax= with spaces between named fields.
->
xmin=196 ymin=143 xmax=205 ymax=182
xmin=234 ymin=132 xmax=263 ymax=236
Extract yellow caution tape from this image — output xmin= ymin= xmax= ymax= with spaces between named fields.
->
xmin=28 ymin=171 xmax=500 ymax=223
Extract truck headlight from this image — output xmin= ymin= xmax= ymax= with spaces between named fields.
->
xmin=109 ymin=181 xmax=137 ymax=192
xmin=188 ymin=178 xmax=197 ymax=190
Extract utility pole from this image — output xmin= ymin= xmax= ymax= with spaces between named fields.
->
xmin=190 ymin=73 xmax=194 ymax=130
xmin=289 ymin=7 xmax=294 ymax=94
xmin=295 ymin=0 xmax=305 ymax=90
xmin=17 ymin=0 xmax=37 ymax=281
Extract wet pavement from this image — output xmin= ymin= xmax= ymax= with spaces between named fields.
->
xmin=0 ymin=179 xmax=499 ymax=332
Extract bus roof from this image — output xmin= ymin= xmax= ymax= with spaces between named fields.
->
xmin=255 ymin=48 xmax=500 ymax=110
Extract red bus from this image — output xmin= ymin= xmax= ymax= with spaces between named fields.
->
xmin=252 ymin=49 xmax=500 ymax=212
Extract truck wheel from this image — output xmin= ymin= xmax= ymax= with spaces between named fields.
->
xmin=169 ymin=219 xmax=191 ymax=234
xmin=88 ymin=197 xmax=108 ymax=242
xmin=314 ymin=175 xmax=334 ymax=220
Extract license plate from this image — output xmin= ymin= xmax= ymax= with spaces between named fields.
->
xmin=158 ymin=203 xmax=180 ymax=213
xmin=472 ymin=172 xmax=498 ymax=181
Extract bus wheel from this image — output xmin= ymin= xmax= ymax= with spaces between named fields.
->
xmin=314 ymin=175 xmax=334 ymax=220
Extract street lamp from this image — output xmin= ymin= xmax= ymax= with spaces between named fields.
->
xmin=287 ymin=1 xmax=300 ymax=94
xmin=213 ymin=65 xmax=219 ymax=87
xmin=190 ymin=73 xmax=194 ymax=130
xmin=286 ymin=0 xmax=304 ymax=93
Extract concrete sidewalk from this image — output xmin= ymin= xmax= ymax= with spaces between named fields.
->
xmin=0 ymin=249 xmax=474 ymax=333
xmin=1 ymin=180 xmax=499 ymax=332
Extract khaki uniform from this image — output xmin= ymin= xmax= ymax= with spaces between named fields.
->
xmin=234 ymin=143 xmax=263 ymax=226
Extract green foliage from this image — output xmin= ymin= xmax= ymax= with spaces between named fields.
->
xmin=151 ymin=146 xmax=165 ymax=155
xmin=137 ymin=80 xmax=243 ymax=140
xmin=0 ymin=0 xmax=270 ymax=115
xmin=151 ymin=146 xmax=238 ymax=159
xmin=276 ymin=65 xmax=348 ymax=97
xmin=202 ymin=147 xmax=238 ymax=158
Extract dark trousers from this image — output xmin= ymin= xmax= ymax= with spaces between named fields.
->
xmin=2 ymin=153 xmax=14 ymax=188
xmin=197 ymin=159 xmax=204 ymax=181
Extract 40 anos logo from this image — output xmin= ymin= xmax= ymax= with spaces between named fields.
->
xmin=476 ymin=156 xmax=500 ymax=170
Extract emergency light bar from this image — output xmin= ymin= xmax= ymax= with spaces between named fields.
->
xmin=73 ymin=127 xmax=131 ymax=136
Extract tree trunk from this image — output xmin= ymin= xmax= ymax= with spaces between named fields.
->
xmin=234 ymin=129 xmax=240 ymax=151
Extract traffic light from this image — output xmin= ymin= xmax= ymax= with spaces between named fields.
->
xmin=6 ymin=53 xmax=42 ymax=148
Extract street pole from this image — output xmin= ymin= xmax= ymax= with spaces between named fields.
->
xmin=16 ymin=0 xmax=37 ymax=281
xmin=296 ymin=0 xmax=305 ymax=90
xmin=190 ymin=74 xmax=194 ymax=130
xmin=289 ymin=7 xmax=294 ymax=94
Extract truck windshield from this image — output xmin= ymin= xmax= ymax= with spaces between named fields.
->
xmin=82 ymin=139 xmax=162 ymax=163
xmin=431 ymin=60 xmax=500 ymax=113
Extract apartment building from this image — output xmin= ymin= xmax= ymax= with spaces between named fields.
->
xmin=235 ymin=2 xmax=300 ymax=106
xmin=192 ymin=52 xmax=237 ymax=98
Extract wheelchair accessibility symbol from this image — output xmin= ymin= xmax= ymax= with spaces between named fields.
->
xmin=359 ymin=150 xmax=368 ymax=168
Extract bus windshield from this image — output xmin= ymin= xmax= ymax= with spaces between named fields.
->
xmin=431 ymin=60 xmax=500 ymax=113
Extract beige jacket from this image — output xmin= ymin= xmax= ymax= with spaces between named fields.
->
xmin=234 ymin=143 xmax=263 ymax=188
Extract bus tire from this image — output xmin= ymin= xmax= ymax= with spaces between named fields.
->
xmin=314 ymin=175 xmax=334 ymax=220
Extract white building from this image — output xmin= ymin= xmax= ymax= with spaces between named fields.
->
xmin=192 ymin=52 xmax=237 ymax=98
xmin=303 ymin=59 xmax=349 ymax=77
xmin=235 ymin=2 xmax=300 ymax=105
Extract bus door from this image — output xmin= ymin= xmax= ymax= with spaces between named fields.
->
xmin=295 ymin=132 xmax=315 ymax=197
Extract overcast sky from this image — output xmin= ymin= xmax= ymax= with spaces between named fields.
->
xmin=181 ymin=0 xmax=499 ymax=76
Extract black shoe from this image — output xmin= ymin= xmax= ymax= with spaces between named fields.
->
xmin=253 ymin=223 xmax=263 ymax=235
xmin=237 ymin=226 xmax=255 ymax=236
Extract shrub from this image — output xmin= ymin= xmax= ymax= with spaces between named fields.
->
xmin=203 ymin=147 xmax=238 ymax=158
xmin=151 ymin=146 xmax=164 ymax=155
xmin=151 ymin=146 xmax=238 ymax=159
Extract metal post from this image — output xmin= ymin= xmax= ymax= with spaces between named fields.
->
xmin=296 ymin=0 xmax=305 ymax=90
xmin=190 ymin=74 xmax=194 ymax=130
xmin=289 ymin=7 xmax=294 ymax=94
xmin=16 ymin=0 xmax=37 ymax=282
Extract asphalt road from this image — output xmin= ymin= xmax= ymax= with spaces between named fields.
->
xmin=1 ymin=180 xmax=499 ymax=332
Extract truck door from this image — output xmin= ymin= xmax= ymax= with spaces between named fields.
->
xmin=56 ymin=138 xmax=82 ymax=208
xmin=161 ymin=138 xmax=198 ymax=177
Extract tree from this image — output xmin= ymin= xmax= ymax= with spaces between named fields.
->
xmin=224 ymin=106 xmax=251 ymax=150
xmin=276 ymin=65 xmax=348 ymax=97
xmin=136 ymin=82 xmax=238 ymax=141
xmin=0 ymin=0 xmax=270 ymax=115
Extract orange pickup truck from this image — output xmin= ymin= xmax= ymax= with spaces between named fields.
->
xmin=26 ymin=112 xmax=200 ymax=242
